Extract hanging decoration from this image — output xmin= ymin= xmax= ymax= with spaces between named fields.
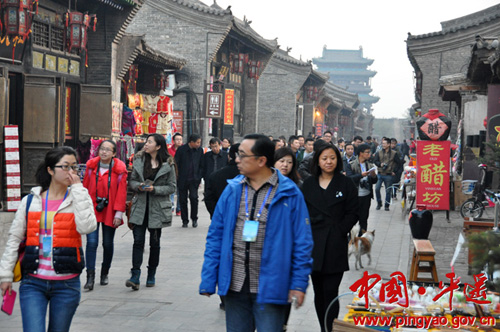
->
xmin=247 ymin=60 xmax=262 ymax=80
xmin=306 ymin=86 xmax=319 ymax=102
xmin=65 ymin=8 xmax=97 ymax=67
xmin=0 ymin=0 xmax=38 ymax=62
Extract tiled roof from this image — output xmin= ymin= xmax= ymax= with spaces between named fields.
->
xmin=312 ymin=48 xmax=373 ymax=65
xmin=274 ymin=48 xmax=310 ymax=67
xmin=231 ymin=17 xmax=277 ymax=52
xmin=117 ymin=34 xmax=187 ymax=80
xmin=113 ymin=0 xmax=147 ymax=44
xmin=408 ymin=4 xmax=500 ymax=40
xmin=323 ymin=81 xmax=359 ymax=108
xmin=171 ymin=0 xmax=230 ymax=15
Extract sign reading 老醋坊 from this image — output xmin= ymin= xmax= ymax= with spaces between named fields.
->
xmin=416 ymin=140 xmax=450 ymax=210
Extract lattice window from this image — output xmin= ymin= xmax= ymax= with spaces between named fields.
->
xmin=51 ymin=26 xmax=64 ymax=52
xmin=32 ymin=21 xmax=49 ymax=48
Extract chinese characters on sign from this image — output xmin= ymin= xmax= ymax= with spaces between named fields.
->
xmin=349 ymin=270 xmax=491 ymax=311
xmin=224 ymin=89 xmax=234 ymax=125
xmin=416 ymin=140 xmax=450 ymax=210
xmin=205 ymin=92 xmax=223 ymax=118
xmin=172 ymin=111 xmax=183 ymax=135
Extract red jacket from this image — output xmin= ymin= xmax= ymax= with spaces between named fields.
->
xmin=168 ymin=146 xmax=177 ymax=158
xmin=83 ymin=157 xmax=128 ymax=227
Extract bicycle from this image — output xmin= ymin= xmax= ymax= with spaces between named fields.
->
xmin=460 ymin=164 xmax=499 ymax=219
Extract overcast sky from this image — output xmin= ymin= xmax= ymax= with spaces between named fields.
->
xmin=201 ymin=0 xmax=500 ymax=119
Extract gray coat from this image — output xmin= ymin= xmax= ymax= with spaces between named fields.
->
xmin=129 ymin=157 xmax=176 ymax=228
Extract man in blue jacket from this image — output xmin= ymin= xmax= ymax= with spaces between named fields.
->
xmin=200 ymin=134 xmax=313 ymax=332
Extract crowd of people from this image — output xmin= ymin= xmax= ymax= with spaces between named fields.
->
xmin=0 ymin=131 xmax=412 ymax=332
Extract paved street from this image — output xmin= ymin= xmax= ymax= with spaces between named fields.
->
xmin=0 ymin=190 xmax=473 ymax=331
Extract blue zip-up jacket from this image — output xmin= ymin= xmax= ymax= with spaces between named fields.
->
xmin=199 ymin=171 xmax=313 ymax=305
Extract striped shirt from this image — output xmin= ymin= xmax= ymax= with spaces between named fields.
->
xmin=32 ymin=198 xmax=78 ymax=280
xmin=230 ymin=170 xmax=278 ymax=293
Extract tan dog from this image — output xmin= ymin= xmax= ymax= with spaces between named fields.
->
xmin=348 ymin=229 xmax=375 ymax=270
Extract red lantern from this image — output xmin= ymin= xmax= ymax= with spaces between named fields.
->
xmin=0 ymin=0 xmax=37 ymax=62
xmin=1 ymin=0 xmax=35 ymax=37
xmin=65 ymin=10 xmax=96 ymax=66
xmin=65 ymin=11 xmax=96 ymax=52
xmin=238 ymin=53 xmax=244 ymax=73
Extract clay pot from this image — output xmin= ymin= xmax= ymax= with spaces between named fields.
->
xmin=416 ymin=109 xmax=451 ymax=141
xmin=409 ymin=205 xmax=433 ymax=239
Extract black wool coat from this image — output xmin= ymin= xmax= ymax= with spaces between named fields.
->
xmin=301 ymin=173 xmax=359 ymax=274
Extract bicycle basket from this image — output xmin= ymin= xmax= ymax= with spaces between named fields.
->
xmin=461 ymin=180 xmax=477 ymax=195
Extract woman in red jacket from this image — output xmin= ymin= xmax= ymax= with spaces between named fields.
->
xmin=83 ymin=140 xmax=128 ymax=290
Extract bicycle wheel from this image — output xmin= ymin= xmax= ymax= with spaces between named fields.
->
xmin=460 ymin=199 xmax=484 ymax=219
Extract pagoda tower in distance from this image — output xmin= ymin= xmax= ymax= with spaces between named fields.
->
xmin=313 ymin=46 xmax=379 ymax=114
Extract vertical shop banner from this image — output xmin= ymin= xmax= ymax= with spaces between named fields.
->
xmin=112 ymin=101 xmax=123 ymax=134
xmin=416 ymin=140 xmax=450 ymax=210
xmin=173 ymin=110 xmax=183 ymax=135
xmin=4 ymin=126 xmax=21 ymax=211
xmin=224 ymin=89 xmax=234 ymax=125
xmin=65 ymin=87 xmax=71 ymax=136
xmin=315 ymin=123 xmax=323 ymax=137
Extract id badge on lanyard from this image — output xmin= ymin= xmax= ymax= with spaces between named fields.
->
xmin=242 ymin=185 xmax=272 ymax=242
xmin=43 ymin=189 xmax=68 ymax=257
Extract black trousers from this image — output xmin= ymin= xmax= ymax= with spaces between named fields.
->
xmin=358 ymin=195 xmax=372 ymax=235
xmin=179 ymin=179 xmax=200 ymax=224
xmin=132 ymin=223 xmax=161 ymax=270
xmin=311 ymin=271 xmax=344 ymax=332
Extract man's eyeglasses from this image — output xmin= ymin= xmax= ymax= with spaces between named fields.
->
xmin=99 ymin=147 xmax=114 ymax=153
xmin=54 ymin=165 xmax=80 ymax=172
xmin=236 ymin=152 xmax=261 ymax=159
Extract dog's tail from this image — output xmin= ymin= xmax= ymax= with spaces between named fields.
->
xmin=350 ymin=223 xmax=360 ymax=241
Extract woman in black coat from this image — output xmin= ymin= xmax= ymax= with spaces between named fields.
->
xmin=301 ymin=144 xmax=359 ymax=332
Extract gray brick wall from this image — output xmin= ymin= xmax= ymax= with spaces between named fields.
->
xmin=126 ymin=2 xmax=230 ymax=140
xmin=407 ymin=20 xmax=500 ymax=141
xmin=87 ymin=6 xmax=137 ymax=85
xmin=257 ymin=58 xmax=310 ymax=137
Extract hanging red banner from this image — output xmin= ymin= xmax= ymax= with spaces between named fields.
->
xmin=416 ymin=140 xmax=450 ymax=210
xmin=224 ymin=88 xmax=234 ymax=125
xmin=65 ymin=87 xmax=71 ymax=136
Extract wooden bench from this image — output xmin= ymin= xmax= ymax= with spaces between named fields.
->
xmin=409 ymin=239 xmax=439 ymax=283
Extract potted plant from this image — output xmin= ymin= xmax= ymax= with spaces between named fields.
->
xmin=480 ymin=140 xmax=500 ymax=170
xmin=467 ymin=230 xmax=500 ymax=291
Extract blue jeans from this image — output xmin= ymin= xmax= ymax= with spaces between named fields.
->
xmin=170 ymin=190 xmax=181 ymax=212
xmin=85 ymin=222 xmax=116 ymax=273
xmin=375 ymin=174 xmax=393 ymax=207
xmin=225 ymin=283 xmax=287 ymax=332
xmin=20 ymin=275 xmax=81 ymax=332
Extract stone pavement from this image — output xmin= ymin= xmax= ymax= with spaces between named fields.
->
xmin=0 ymin=192 xmax=474 ymax=331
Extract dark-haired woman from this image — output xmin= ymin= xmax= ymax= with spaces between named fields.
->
xmin=274 ymin=147 xmax=301 ymax=186
xmin=82 ymin=140 xmax=128 ymax=290
xmin=301 ymin=144 xmax=359 ymax=332
xmin=126 ymin=133 xmax=176 ymax=290
xmin=0 ymin=146 xmax=97 ymax=331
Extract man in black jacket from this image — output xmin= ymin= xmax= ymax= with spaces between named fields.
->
xmin=201 ymin=137 xmax=228 ymax=190
xmin=346 ymin=144 xmax=377 ymax=235
xmin=175 ymin=133 xmax=203 ymax=228
xmin=204 ymin=143 xmax=240 ymax=218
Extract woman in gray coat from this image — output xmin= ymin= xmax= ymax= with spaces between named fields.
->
xmin=126 ymin=134 xmax=176 ymax=290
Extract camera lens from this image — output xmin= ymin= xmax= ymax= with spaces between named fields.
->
xmin=96 ymin=203 xmax=104 ymax=212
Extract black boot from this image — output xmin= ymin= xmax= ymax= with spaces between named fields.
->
xmin=146 ymin=266 xmax=156 ymax=287
xmin=100 ymin=267 xmax=109 ymax=285
xmin=84 ymin=270 xmax=95 ymax=291
xmin=125 ymin=269 xmax=140 ymax=291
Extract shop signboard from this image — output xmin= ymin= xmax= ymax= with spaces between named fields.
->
xmin=224 ymin=89 xmax=234 ymax=125
xmin=487 ymin=114 xmax=500 ymax=142
xmin=416 ymin=140 xmax=450 ymax=210
xmin=205 ymin=92 xmax=223 ymax=118
xmin=173 ymin=110 xmax=183 ymax=135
